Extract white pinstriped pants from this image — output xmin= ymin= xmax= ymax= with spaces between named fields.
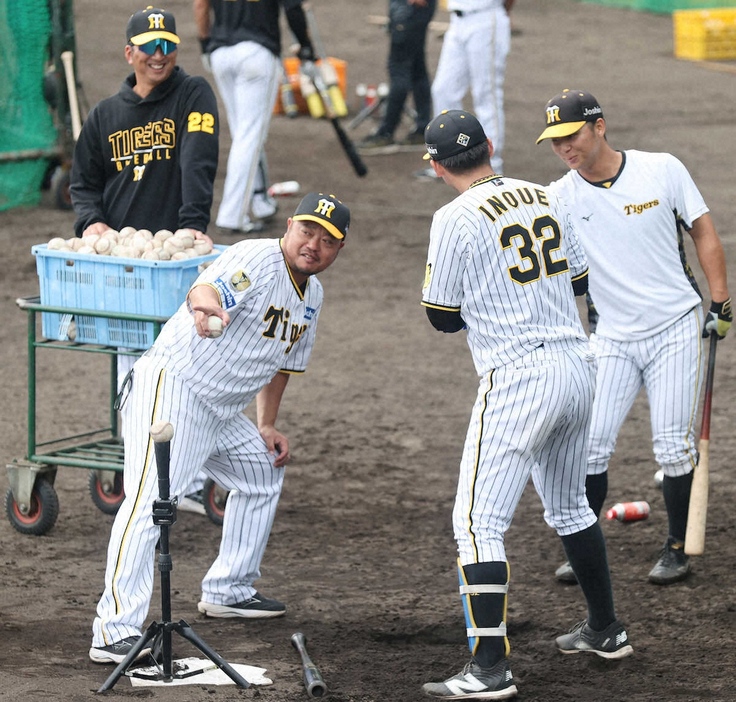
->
xmin=430 ymin=7 xmax=510 ymax=173
xmin=587 ymin=307 xmax=705 ymax=478
xmin=92 ymin=358 xmax=283 ymax=647
xmin=453 ymin=342 xmax=597 ymax=566
xmin=211 ymin=41 xmax=279 ymax=230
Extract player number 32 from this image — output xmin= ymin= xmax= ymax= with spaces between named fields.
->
xmin=188 ymin=111 xmax=215 ymax=134
xmin=500 ymin=214 xmax=569 ymax=285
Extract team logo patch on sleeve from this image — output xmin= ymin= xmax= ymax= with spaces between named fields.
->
xmin=423 ymin=263 xmax=432 ymax=290
xmin=230 ymin=271 xmax=251 ymax=292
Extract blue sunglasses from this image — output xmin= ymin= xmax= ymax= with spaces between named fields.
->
xmin=135 ymin=38 xmax=178 ymax=56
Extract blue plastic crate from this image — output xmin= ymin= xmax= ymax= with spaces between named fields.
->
xmin=33 ymin=244 xmax=226 ymax=349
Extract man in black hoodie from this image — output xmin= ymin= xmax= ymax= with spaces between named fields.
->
xmin=69 ymin=7 xmax=219 ymax=517
xmin=70 ymin=6 xmax=219 ymax=241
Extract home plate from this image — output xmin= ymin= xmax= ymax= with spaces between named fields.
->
xmin=127 ymin=657 xmax=273 ymax=687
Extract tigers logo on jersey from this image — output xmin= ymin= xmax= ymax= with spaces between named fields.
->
xmin=230 ymin=271 xmax=251 ymax=292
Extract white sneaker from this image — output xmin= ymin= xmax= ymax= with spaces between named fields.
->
xmin=251 ymin=192 xmax=278 ymax=220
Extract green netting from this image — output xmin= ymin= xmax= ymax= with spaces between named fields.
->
xmin=579 ymin=0 xmax=736 ymax=12
xmin=0 ymin=0 xmax=58 ymax=211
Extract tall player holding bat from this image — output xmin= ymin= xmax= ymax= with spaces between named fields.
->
xmin=537 ymin=89 xmax=731 ymax=586
xmin=89 ymin=192 xmax=350 ymax=664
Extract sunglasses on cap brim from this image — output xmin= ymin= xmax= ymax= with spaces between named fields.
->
xmin=133 ymin=38 xmax=178 ymax=56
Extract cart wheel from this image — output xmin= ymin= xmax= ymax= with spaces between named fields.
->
xmin=89 ymin=471 xmax=125 ymax=515
xmin=50 ymin=166 xmax=73 ymax=211
xmin=5 ymin=479 xmax=60 ymax=535
xmin=203 ymin=478 xmax=228 ymax=526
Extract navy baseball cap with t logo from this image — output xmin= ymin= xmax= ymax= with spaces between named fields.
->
xmin=536 ymin=89 xmax=603 ymax=144
xmin=292 ymin=193 xmax=350 ymax=240
xmin=126 ymin=6 xmax=180 ymax=45
xmin=423 ymin=109 xmax=487 ymax=161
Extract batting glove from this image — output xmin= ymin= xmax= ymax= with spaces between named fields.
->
xmin=703 ymin=298 xmax=732 ymax=339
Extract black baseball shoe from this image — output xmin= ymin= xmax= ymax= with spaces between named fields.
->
xmin=648 ymin=537 xmax=691 ymax=585
xmin=357 ymin=132 xmax=399 ymax=155
xmin=89 ymin=636 xmax=152 ymax=664
xmin=422 ymin=658 xmax=517 ymax=699
xmin=197 ymin=592 xmax=286 ymax=619
xmin=556 ymin=620 xmax=633 ymax=659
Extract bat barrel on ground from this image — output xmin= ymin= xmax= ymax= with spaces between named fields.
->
xmin=291 ymin=632 xmax=327 ymax=698
xmin=685 ymin=331 xmax=718 ymax=556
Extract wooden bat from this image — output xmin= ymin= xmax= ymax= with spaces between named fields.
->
xmin=685 ymin=331 xmax=718 ymax=556
xmin=60 ymin=51 xmax=82 ymax=140
xmin=302 ymin=62 xmax=368 ymax=177
xmin=291 ymin=632 xmax=327 ymax=698
xmin=303 ymin=3 xmax=348 ymax=117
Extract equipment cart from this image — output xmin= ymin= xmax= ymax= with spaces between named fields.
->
xmin=5 ymin=297 xmax=227 ymax=535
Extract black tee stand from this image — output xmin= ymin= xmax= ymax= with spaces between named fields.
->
xmin=97 ymin=426 xmax=249 ymax=692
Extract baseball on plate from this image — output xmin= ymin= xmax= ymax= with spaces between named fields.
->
xmin=208 ymin=315 xmax=223 ymax=338
xmin=149 ymin=420 xmax=174 ymax=443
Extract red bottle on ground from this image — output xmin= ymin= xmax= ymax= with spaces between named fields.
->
xmin=606 ymin=501 xmax=650 ymax=522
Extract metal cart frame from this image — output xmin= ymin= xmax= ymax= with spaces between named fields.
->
xmin=5 ymin=296 xmax=167 ymax=535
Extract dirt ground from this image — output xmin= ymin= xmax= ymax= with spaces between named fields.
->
xmin=2 ymin=0 xmax=736 ymax=700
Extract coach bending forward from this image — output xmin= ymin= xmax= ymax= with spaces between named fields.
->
xmin=420 ymin=110 xmax=632 ymax=701
xmin=89 ymin=192 xmax=350 ymax=664
xmin=537 ymin=89 xmax=731 ymax=586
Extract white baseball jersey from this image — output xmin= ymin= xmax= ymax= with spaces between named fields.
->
xmin=149 ymin=237 xmax=321 ymax=418
xmin=422 ymin=175 xmax=589 ymax=375
xmin=548 ymin=150 xmax=707 ymax=342
xmin=92 ymin=238 xmax=323 ymax=647
xmin=549 ymin=150 xmax=708 ymax=477
xmin=422 ymin=175 xmax=597 ymax=565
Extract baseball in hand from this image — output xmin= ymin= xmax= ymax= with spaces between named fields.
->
xmin=208 ymin=315 xmax=223 ymax=338
xmin=149 ymin=420 xmax=174 ymax=443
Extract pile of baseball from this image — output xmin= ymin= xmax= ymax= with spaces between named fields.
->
xmin=45 ymin=227 xmax=213 ymax=261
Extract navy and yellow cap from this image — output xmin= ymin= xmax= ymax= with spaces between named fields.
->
xmin=536 ymin=89 xmax=603 ymax=144
xmin=126 ymin=6 xmax=180 ymax=45
xmin=292 ymin=192 xmax=350 ymax=240
xmin=423 ymin=109 xmax=487 ymax=161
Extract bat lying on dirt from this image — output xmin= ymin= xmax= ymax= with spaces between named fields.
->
xmin=291 ymin=632 xmax=327 ymax=698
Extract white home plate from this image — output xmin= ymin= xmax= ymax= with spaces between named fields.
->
xmin=127 ymin=657 xmax=273 ymax=687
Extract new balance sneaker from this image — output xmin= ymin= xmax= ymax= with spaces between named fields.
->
xmin=177 ymin=490 xmax=206 ymax=516
xmin=357 ymin=132 xmax=399 ymax=155
xmin=648 ymin=537 xmax=691 ymax=585
xmin=556 ymin=620 xmax=633 ymax=659
xmin=89 ymin=636 xmax=152 ymax=665
xmin=422 ymin=658 xmax=517 ymax=699
xmin=197 ymin=592 xmax=286 ymax=619
xmin=555 ymin=560 xmax=578 ymax=584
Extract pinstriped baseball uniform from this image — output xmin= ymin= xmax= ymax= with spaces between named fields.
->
xmin=421 ymin=175 xmax=597 ymax=565
xmin=431 ymin=0 xmax=511 ymax=173
xmin=92 ymin=237 xmax=322 ymax=647
xmin=548 ymin=150 xmax=707 ymax=477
